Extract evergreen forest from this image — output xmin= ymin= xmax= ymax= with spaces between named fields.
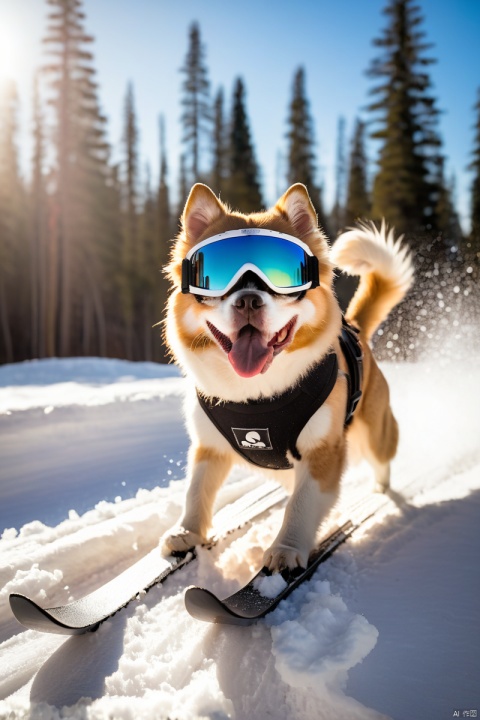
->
xmin=0 ymin=0 xmax=479 ymax=366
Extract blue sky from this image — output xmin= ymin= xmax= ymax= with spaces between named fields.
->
xmin=1 ymin=0 xmax=479 ymax=230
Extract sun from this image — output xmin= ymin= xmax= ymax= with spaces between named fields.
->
xmin=0 ymin=20 xmax=25 ymax=84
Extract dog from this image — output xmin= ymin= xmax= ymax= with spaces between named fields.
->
xmin=161 ymin=182 xmax=413 ymax=572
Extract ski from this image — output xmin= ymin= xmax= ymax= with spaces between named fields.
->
xmin=9 ymin=481 xmax=286 ymax=636
xmin=184 ymin=491 xmax=391 ymax=626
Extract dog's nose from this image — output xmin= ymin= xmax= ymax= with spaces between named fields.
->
xmin=234 ymin=292 xmax=264 ymax=315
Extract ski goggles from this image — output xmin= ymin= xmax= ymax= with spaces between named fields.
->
xmin=181 ymin=229 xmax=319 ymax=296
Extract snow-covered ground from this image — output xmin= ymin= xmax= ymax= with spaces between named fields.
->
xmin=0 ymin=353 xmax=479 ymax=720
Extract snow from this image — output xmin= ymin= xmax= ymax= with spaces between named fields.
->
xmin=268 ymin=581 xmax=380 ymax=719
xmin=0 ymin=353 xmax=479 ymax=720
xmin=253 ymin=573 xmax=288 ymax=599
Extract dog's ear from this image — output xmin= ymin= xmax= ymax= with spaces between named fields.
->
xmin=275 ymin=184 xmax=318 ymax=238
xmin=182 ymin=184 xmax=225 ymax=245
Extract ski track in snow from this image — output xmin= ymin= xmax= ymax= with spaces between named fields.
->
xmin=0 ymin=355 xmax=479 ymax=720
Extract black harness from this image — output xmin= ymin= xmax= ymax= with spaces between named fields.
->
xmin=339 ymin=318 xmax=364 ymax=426
xmin=197 ymin=318 xmax=363 ymax=471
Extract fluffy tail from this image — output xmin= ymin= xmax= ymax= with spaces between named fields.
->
xmin=331 ymin=221 xmax=414 ymax=341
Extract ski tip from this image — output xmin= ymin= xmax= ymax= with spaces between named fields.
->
xmin=9 ymin=593 xmax=97 ymax=636
xmin=184 ymin=587 xmax=254 ymax=627
xmin=9 ymin=593 xmax=44 ymax=630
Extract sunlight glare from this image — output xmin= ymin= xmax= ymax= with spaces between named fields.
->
xmin=0 ymin=21 xmax=23 ymax=83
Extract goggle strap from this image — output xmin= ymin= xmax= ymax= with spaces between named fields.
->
xmin=308 ymin=255 xmax=320 ymax=288
xmin=181 ymin=258 xmax=191 ymax=294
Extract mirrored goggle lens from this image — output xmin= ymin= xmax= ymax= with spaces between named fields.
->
xmin=189 ymin=235 xmax=310 ymax=291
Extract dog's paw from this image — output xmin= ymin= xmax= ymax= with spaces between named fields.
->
xmin=161 ymin=526 xmax=206 ymax=555
xmin=263 ymin=543 xmax=308 ymax=573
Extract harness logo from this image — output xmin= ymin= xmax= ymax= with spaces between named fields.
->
xmin=231 ymin=428 xmax=273 ymax=450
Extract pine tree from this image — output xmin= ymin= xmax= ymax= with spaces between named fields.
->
xmin=158 ymin=117 xmax=171 ymax=242
xmin=177 ymin=154 xmax=189 ymax=219
xmin=180 ymin=21 xmax=211 ymax=184
xmin=138 ymin=165 xmax=156 ymax=360
xmin=367 ymin=3 xmax=468 ymax=361
xmin=98 ymin=161 xmax=125 ymax=358
xmin=434 ymin=161 xmax=463 ymax=252
xmin=43 ymin=0 xmax=111 ymax=357
xmin=368 ymin=0 xmax=443 ymax=237
xmin=29 ymin=73 xmax=49 ymax=359
xmin=345 ymin=118 xmax=371 ymax=227
xmin=330 ymin=117 xmax=347 ymax=236
xmin=155 ymin=115 xmax=172 ymax=361
xmin=225 ymin=77 xmax=263 ymax=213
xmin=120 ymin=81 xmax=140 ymax=359
xmin=285 ymin=67 xmax=328 ymax=233
xmin=275 ymin=149 xmax=286 ymax=199
xmin=0 ymin=81 xmax=26 ymax=362
xmin=469 ymin=88 xmax=480 ymax=257
xmin=211 ymin=87 xmax=228 ymax=197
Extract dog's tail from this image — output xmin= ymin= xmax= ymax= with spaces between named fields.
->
xmin=331 ymin=221 xmax=414 ymax=341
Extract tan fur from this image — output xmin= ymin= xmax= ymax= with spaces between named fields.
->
xmin=304 ymin=371 xmax=348 ymax=493
xmin=194 ymin=445 xmax=232 ymax=465
xmin=286 ymin=285 xmax=337 ymax=354
xmin=355 ymin=343 xmax=399 ymax=462
xmin=161 ymin=184 xmax=413 ymax=570
xmin=331 ymin=221 xmax=413 ymax=341
xmin=171 ymin=444 xmax=234 ymax=545
xmin=306 ymin=439 xmax=347 ymax=493
xmin=346 ymin=342 xmax=399 ymax=492
xmin=170 ymin=292 xmax=215 ymax=352
xmin=346 ymin=274 xmax=407 ymax=342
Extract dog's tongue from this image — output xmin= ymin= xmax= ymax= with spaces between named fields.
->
xmin=228 ymin=325 xmax=274 ymax=377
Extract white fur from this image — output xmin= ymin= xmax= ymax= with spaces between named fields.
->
xmin=296 ymin=404 xmax=332 ymax=454
xmin=167 ymin=292 xmax=342 ymax=403
xmin=182 ymin=307 xmax=203 ymax=335
xmin=161 ymin=447 xmax=234 ymax=554
xmin=214 ymin=286 xmax=300 ymax=336
xmin=331 ymin=220 xmax=414 ymax=293
xmin=184 ymin=385 xmax=234 ymax=455
xmin=263 ymin=462 xmax=339 ymax=569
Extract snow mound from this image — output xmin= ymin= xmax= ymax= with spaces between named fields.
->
xmin=0 ymin=357 xmax=183 ymax=414
xmin=0 ymin=357 xmax=181 ymax=387
xmin=253 ymin=572 xmax=288 ymax=598
xmin=0 ymin=565 xmax=63 ymax=606
xmin=268 ymin=580 xmax=383 ymax=719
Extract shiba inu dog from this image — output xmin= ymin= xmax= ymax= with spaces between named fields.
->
xmin=162 ymin=183 xmax=413 ymax=572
